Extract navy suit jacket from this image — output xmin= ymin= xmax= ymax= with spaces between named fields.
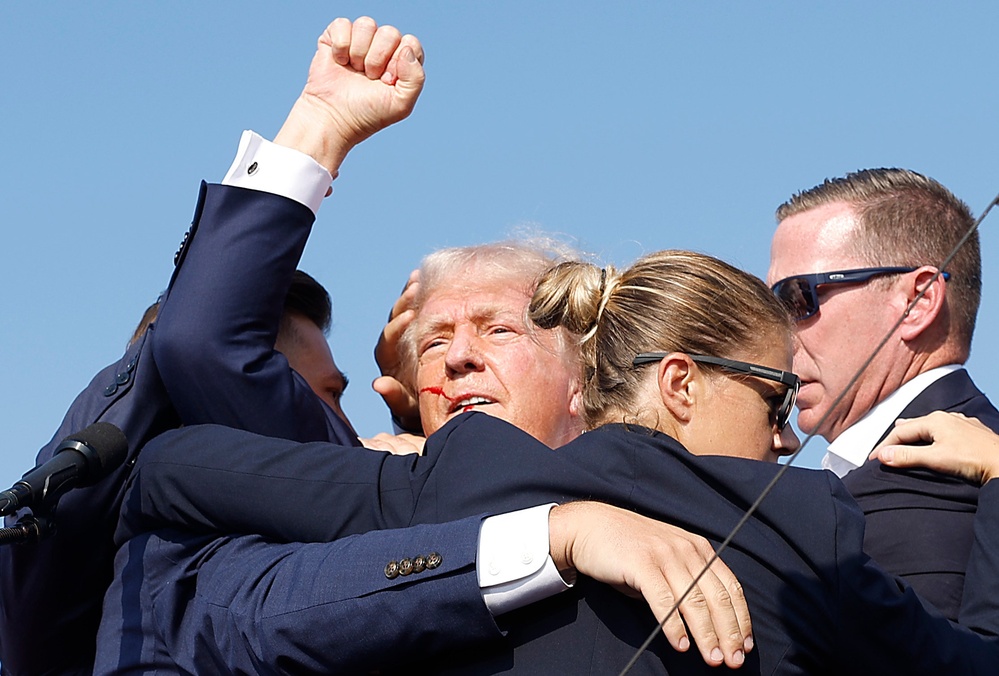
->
xmin=842 ymin=368 xmax=999 ymax=619
xmin=116 ymin=414 xmax=999 ymax=674
xmin=1 ymin=184 xmax=493 ymax=675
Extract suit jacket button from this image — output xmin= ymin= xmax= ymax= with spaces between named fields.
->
xmin=425 ymin=552 xmax=442 ymax=570
xmin=116 ymin=371 xmax=130 ymax=386
xmin=398 ymin=558 xmax=414 ymax=576
xmin=412 ymin=556 xmax=426 ymax=574
xmin=104 ymin=383 xmax=118 ymax=397
xmin=384 ymin=561 xmax=400 ymax=580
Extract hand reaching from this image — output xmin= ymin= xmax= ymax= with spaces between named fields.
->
xmin=373 ymin=269 xmax=422 ymax=432
xmin=870 ymin=411 xmax=999 ymax=485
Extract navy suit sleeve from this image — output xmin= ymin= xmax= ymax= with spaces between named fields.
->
xmin=95 ymin=519 xmax=501 ymax=674
xmin=828 ymin=473 xmax=999 ymax=673
xmin=116 ymin=424 xmax=424 ymax=546
xmin=153 ymin=183 xmax=357 ymax=446
xmin=960 ymin=480 xmax=999 ymax=635
xmin=116 ymin=414 xmax=563 ymax=547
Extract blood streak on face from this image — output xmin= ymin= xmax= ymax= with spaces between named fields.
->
xmin=420 ymin=386 xmax=479 ymax=414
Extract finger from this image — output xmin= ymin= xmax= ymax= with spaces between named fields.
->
xmin=349 ymin=16 xmax=378 ymax=73
xmin=707 ymin=557 xmax=753 ymax=655
xmin=389 ymin=275 xmax=420 ymax=321
xmin=673 ymin=581 xmax=731 ymax=667
xmin=323 ymin=18 xmax=353 ymax=66
xmin=876 ymin=418 xmax=934 ymax=450
xmin=633 ymin=568 xmax=693 ymax=657
xmin=372 ymin=376 xmax=422 ymax=429
xmin=384 ymin=308 xmax=416 ymax=348
xmin=693 ymin=565 xmax=749 ymax=667
xmin=874 ymin=436 xmax=962 ymax=474
xmin=365 ymin=25 xmax=402 ymax=80
xmin=374 ymin=308 xmax=416 ymax=376
xmin=390 ymin=42 xmax=426 ymax=94
xmin=401 ymin=34 xmax=425 ymax=65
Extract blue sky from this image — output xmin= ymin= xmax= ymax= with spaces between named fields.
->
xmin=2 ymin=2 xmax=998 ymax=485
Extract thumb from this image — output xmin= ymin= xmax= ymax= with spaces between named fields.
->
xmin=393 ymin=44 xmax=426 ymax=95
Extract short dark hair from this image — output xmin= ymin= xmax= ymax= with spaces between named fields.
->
xmin=283 ymin=270 xmax=333 ymax=335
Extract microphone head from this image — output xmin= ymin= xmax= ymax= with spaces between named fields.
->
xmin=58 ymin=422 xmax=129 ymax=484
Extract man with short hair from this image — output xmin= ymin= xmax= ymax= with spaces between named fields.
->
xmin=767 ymin=168 xmax=999 ymax=619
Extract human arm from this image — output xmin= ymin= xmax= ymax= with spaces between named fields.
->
xmin=153 ymin=18 xmax=423 ymax=443
xmin=826 ymin=474 xmax=999 ymax=673
xmin=95 ymin=519 xmax=499 ymax=675
xmin=870 ymin=411 xmax=999 ymax=485
xmin=119 ymin=424 xmax=751 ymax=667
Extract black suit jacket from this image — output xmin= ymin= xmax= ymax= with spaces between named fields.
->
xmin=842 ymin=368 xmax=999 ymax=619
xmin=117 ymin=415 xmax=999 ymax=674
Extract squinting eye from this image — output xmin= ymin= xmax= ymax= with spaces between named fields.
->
xmin=420 ymin=338 xmax=447 ymax=355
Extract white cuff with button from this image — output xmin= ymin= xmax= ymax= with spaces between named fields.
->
xmin=477 ymin=503 xmax=573 ymax=616
xmin=222 ymin=131 xmax=333 ymax=215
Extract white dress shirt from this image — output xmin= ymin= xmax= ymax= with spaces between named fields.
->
xmin=822 ymin=364 xmax=961 ymax=477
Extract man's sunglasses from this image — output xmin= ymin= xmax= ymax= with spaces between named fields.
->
xmin=632 ymin=353 xmax=800 ymax=431
xmin=770 ymin=267 xmax=949 ymax=322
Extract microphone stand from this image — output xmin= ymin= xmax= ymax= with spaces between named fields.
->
xmin=0 ymin=514 xmax=56 ymax=546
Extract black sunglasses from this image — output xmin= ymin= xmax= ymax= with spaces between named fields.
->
xmin=632 ymin=353 xmax=800 ymax=431
xmin=771 ymin=266 xmax=950 ymax=322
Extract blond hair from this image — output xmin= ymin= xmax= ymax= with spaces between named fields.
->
xmin=530 ymin=250 xmax=792 ymax=427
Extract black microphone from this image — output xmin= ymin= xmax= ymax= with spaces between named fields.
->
xmin=0 ymin=422 xmax=128 ymax=517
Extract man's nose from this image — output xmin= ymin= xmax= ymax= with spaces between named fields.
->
xmin=445 ymin=328 xmax=485 ymax=375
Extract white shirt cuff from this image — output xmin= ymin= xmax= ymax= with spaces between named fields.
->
xmin=477 ymin=504 xmax=573 ymax=616
xmin=221 ymin=131 xmax=333 ymax=216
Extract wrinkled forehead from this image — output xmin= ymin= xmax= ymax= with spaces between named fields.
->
xmin=416 ymin=276 xmax=534 ymax=335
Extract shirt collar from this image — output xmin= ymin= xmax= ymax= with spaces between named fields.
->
xmin=821 ymin=364 xmax=961 ymax=477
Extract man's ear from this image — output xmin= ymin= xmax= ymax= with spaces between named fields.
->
xmin=898 ymin=267 xmax=947 ymax=342
xmin=657 ymin=353 xmax=698 ymax=423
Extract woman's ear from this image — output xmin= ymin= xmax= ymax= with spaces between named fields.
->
xmin=657 ymin=353 xmax=698 ymax=423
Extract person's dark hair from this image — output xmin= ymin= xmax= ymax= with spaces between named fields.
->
xmin=282 ymin=270 xmax=333 ymax=336
xmin=777 ymin=168 xmax=980 ymax=352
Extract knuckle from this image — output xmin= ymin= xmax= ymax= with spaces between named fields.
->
xmin=681 ymin=587 xmax=708 ymax=610
xmin=711 ymin=584 xmax=733 ymax=606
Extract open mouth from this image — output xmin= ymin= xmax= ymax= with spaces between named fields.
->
xmin=448 ymin=396 xmax=496 ymax=414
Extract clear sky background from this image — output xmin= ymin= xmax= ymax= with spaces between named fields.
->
xmin=2 ymin=2 xmax=998 ymax=487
